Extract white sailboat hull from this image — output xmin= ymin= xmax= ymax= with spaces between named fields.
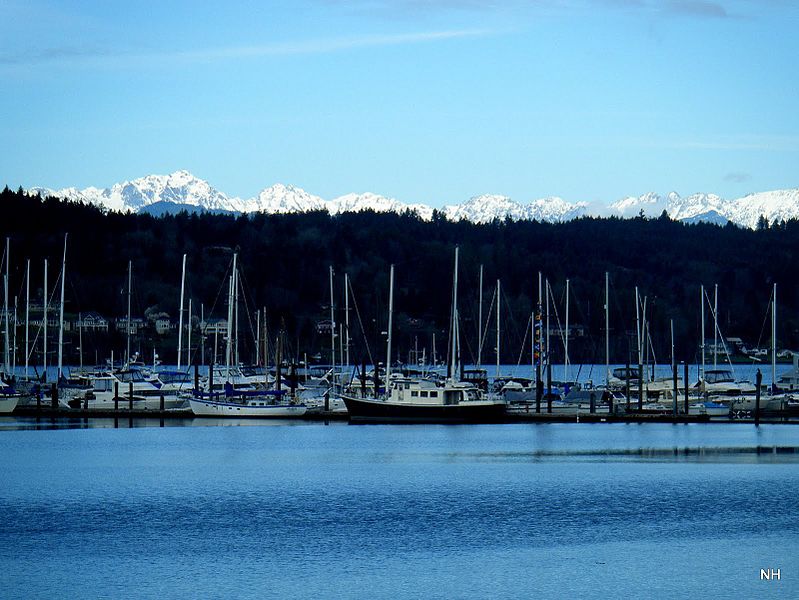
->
xmin=0 ymin=396 xmax=19 ymax=414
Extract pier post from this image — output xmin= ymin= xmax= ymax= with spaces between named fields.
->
xmin=128 ymin=380 xmax=133 ymax=411
xmin=684 ymin=362 xmax=689 ymax=415
xmin=209 ymin=363 xmax=214 ymax=394
xmin=276 ymin=343 xmax=282 ymax=393
xmin=37 ymin=390 xmax=41 ymax=411
xmin=324 ymin=390 xmax=329 ymax=412
xmin=114 ymin=381 xmax=119 ymax=411
xmin=589 ymin=392 xmax=595 ymax=414
xmin=50 ymin=383 xmax=57 ymax=409
xmin=673 ymin=362 xmax=678 ymax=417
xmin=290 ymin=363 xmax=297 ymax=399
xmin=374 ymin=366 xmax=380 ymax=399
xmin=625 ymin=360 xmax=630 ymax=411
xmin=607 ymin=390 xmax=613 ymax=415
xmin=755 ymin=369 xmax=762 ymax=426
xmin=546 ymin=357 xmax=552 ymax=414
xmin=160 ymin=394 xmax=164 ymax=412
xmin=194 ymin=363 xmax=199 ymax=392
xmin=360 ymin=359 xmax=367 ymax=397
xmin=638 ymin=361 xmax=644 ymax=411
xmin=83 ymin=395 xmax=88 ymax=410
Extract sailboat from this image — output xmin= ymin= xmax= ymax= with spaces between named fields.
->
xmin=187 ymin=253 xmax=307 ymax=417
xmin=340 ymin=251 xmax=507 ymax=423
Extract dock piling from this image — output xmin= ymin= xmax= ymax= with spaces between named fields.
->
xmin=755 ymin=369 xmax=762 ymax=426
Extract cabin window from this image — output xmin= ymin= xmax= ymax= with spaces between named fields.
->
xmin=405 ymin=383 xmax=410 ymax=390
xmin=420 ymin=391 xmax=429 ymax=397
xmin=429 ymin=391 xmax=438 ymax=398
xmin=411 ymin=391 xmax=418 ymax=397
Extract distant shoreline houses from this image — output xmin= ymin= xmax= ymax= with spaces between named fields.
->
xmin=0 ymin=304 xmax=229 ymax=338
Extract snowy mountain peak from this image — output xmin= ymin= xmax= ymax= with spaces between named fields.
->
xmin=26 ymin=172 xmax=799 ymax=229
xmin=248 ymin=184 xmax=325 ymax=214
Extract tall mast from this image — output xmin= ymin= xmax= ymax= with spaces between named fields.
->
xmin=450 ymin=247 xmax=460 ymax=381
xmin=772 ymin=283 xmax=777 ymax=394
xmin=605 ymin=271 xmax=610 ymax=387
xmin=385 ymin=264 xmax=394 ymax=384
xmin=344 ymin=273 xmax=350 ymax=371
xmin=234 ymin=267 xmax=239 ymax=367
xmin=225 ymin=253 xmax=237 ymax=381
xmin=3 ymin=237 xmax=8 ymax=376
xmin=201 ymin=303 xmax=205 ymax=367
xmin=43 ymin=259 xmax=48 ymax=380
xmin=177 ymin=253 xmax=186 ymax=371
xmin=478 ymin=264 xmax=483 ymax=369
xmin=12 ymin=300 xmax=16 ymax=374
xmin=536 ymin=272 xmax=542 ymax=391
xmin=187 ymin=298 xmax=192 ymax=368
xmin=564 ymin=278 xmax=570 ymax=382
xmin=57 ymin=234 xmax=67 ymax=380
xmin=25 ymin=259 xmax=30 ymax=379
xmin=713 ymin=284 xmax=718 ymax=370
xmin=78 ymin=312 xmax=83 ymax=370
xmin=635 ymin=287 xmax=641 ymax=368
xmin=256 ymin=309 xmax=261 ymax=366
xmin=700 ymin=285 xmax=705 ymax=382
xmin=329 ymin=265 xmax=335 ymax=377
xmin=126 ymin=260 xmax=132 ymax=368
xmin=496 ymin=279 xmax=500 ymax=378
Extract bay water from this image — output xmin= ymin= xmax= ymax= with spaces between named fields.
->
xmin=1 ymin=421 xmax=797 ymax=599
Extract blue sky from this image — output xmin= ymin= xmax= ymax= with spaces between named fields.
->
xmin=1 ymin=0 xmax=797 ymax=206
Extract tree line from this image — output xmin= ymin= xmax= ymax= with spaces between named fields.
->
xmin=1 ymin=185 xmax=795 ymax=368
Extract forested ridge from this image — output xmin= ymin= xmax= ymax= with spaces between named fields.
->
xmin=2 ymin=186 xmax=796 ymax=367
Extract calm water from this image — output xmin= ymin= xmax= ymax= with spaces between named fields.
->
xmin=1 ymin=422 xmax=798 ymax=599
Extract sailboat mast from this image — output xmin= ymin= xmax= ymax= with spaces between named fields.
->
xmin=25 ymin=259 xmax=30 ymax=379
xmin=713 ymin=284 xmax=718 ymax=370
xmin=329 ymin=265 xmax=335 ymax=377
xmin=536 ymin=272 xmax=542 ymax=392
xmin=386 ymin=264 xmax=394 ymax=384
xmin=256 ymin=309 xmax=260 ymax=366
xmin=78 ymin=312 xmax=83 ymax=370
xmin=177 ymin=253 xmax=186 ymax=371
xmin=187 ymin=298 xmax=192 ymax=368
xmin=635 ymin=287 xmax=641 ymax=368
xmin=57 ymin=234 xmax=67 ymax=380
xmin=496 ymin=279 xmax=500 ymax=378
xmin=126 ymin=260 xmax=132 ymax=368
xmin=3 ymin=237 xmax=8 ymax=376
xmin=43 ymin=259 xmax=48 ymax=380
xmin=478 ymin=265 xmax=483 ymax=369
xmin=345 ymin=273 xmax=350 ymax=371
xmin=225 ymin=254 xmax=237 ymax=381
xmin=700 ymin=285 xmax=705 ymax=382
xmin=234 ymin=268 xmax=239 ymax=367
xmin=605 ymin=271 xmax=610 ymax=387
xmin=565 ymin=278 xmax=570 ymax=383
xmin=450 ymin=247 xmax=460 ymax=381
xmin=3 ymin=274 xmax=7 ymax=377
xmin=772 ymin=283 xmax=777 ymax=393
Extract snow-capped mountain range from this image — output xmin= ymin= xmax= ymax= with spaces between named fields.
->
xmin=28 ymin=170 xmax=799 ymax=229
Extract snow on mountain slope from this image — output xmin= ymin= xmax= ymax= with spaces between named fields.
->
xmin=444 ymin=194 xmax=525 ymax=223
xmin=27 ymin=171 xmax=799 ymax=229
xmin=726 ymin=189 xmax=799 ymax=229
xmin=244 ymin=184 xmax=325 ymax=213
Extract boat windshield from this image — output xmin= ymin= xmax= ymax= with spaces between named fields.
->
xmin=116 ymin=370 xmax=146 ymax=383
xmin=705 ymin=370 xmax=734 ymax=384
xmin=612 ymin=367 xmax=640 ymax=380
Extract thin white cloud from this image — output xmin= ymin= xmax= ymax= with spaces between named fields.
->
xmin=0 ymin=29 xmax=491 ymax=68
